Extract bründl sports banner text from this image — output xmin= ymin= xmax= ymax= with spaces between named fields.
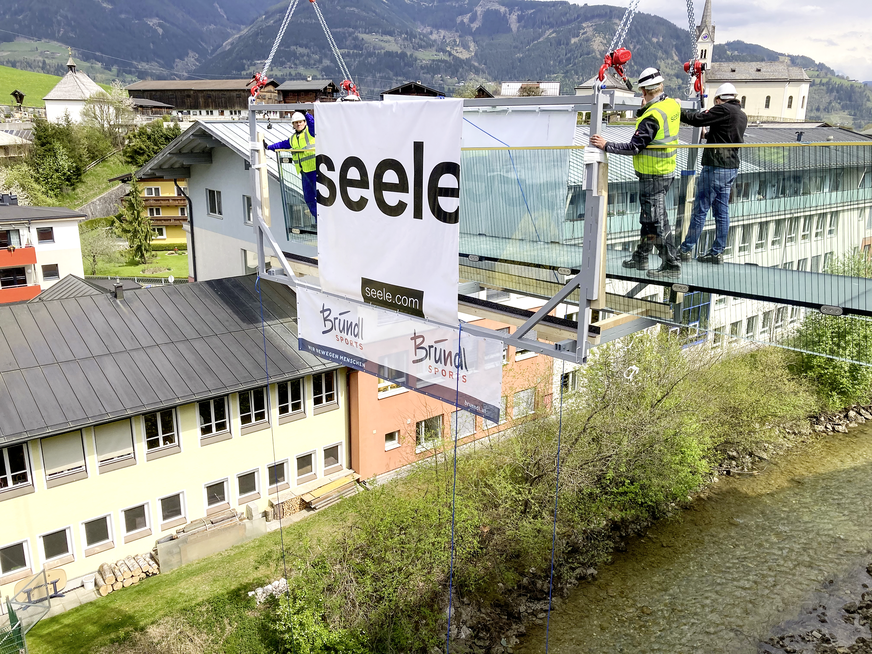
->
xmin=315 ymin=99 xmax=463 ymax=326
xmin=296 ymin=286 xmax=503 ymax=423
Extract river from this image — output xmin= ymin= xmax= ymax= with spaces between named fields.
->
xmin=517 ymin=425 xmax=872 ymax=653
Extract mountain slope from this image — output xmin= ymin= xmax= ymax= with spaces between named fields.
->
xmin=0 ymin=0 xmax=276 ymax=73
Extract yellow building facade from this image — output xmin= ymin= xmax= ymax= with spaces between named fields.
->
xmin=140 ymin=177 xmax=189 ymax=247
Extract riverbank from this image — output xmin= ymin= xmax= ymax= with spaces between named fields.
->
xmin=26 ymin=336 xmax=863 ymax=653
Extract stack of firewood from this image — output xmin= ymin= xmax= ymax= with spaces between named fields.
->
xmin=93 ymin=553 xmax=160 ymax=596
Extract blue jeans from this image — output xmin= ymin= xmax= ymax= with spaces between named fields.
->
xmin=680 ymin=166 xmax=738 ymax=255
xmin=301 ymin=170 xmax=318 ymax=222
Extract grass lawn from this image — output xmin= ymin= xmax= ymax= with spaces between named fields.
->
xmin=87 ymin=250 xmax=190 ymax=279
xmin=0 ymin=64 xmax=61 ymax=108
xmin=55 ymin=154 xmax=132 ymax=210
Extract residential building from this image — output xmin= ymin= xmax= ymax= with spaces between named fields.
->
xmin=125 ymin=80 xmax=280 ymax=120
xmin=111 ymin=174 xmax=189 ymax=248
xmin=380 ymin=81 xmax=445 ymax=100
xmin=0 ymin=131 xmax=29 ymax=160
xmin=277 ymin=79 xmax=338 ymax=104
xmin=43 ymin=57 xmax=104 ymax=124
xmin=500 ymin=82 xmax=561 ymax=97
xmin=0 ymin=196 xmax=86 ymax=303
xmin=0 ymin=275 xmax=349 ymax=599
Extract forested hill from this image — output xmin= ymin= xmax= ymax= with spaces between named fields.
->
xmin=196 ymin=0 xmax=700 ymax=98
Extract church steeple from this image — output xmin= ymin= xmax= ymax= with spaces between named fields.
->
xmin=696 ymin=0 xmax=714 ymax=69
xmin=67 ymin=48 xmax=76 ymax=74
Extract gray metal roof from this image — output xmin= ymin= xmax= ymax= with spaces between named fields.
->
xmin=277 ymin=80 xmax=336 ymax=91
xmin=0 ymin=275 xmax=336 ymax=446
xmin=131 ymin=97 xmax=174 ymax=109
xmin=0 ymin=205 xmax=87 ymax=223
xmin=43 ymin=68 xmax=104 ymax=101
xmin=708 ymin=62 xmax=810 ymax=82
xmin=29 ymin=276 xmax=106 ymax=303
xmin=127 ymin=79 xmax=278 ymax=92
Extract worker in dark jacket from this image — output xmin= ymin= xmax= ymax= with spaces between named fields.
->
xmin=590 ymin=67 xmax=682 ymax=279
xmin=678 ymin=83 xmax=748 ymax=263
xmin=265 ymin=111 xmax=317 ymax=221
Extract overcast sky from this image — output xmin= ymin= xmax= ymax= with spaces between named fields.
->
xmin=555 ymin=0 xmax=872 ymax=82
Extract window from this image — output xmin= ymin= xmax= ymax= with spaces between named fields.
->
xmin=144 ymin=409 xmax=177 ymax=451
xmin=296 ymin=452 xmax=316 ymax=483
xmin=451 ymin=411 xmax=476 ymax=438
xmin=40 ymin=430 xmax=86 ymax=486
xmin=384 ymin=430 xmax=400 ymax=451
xmin=198 ymin=397 xmax=229 ymax=438
xmin=41 ymin=527 xmax=72 ymax=563
xmin=278 ymin=379 xmax=304 ymax=416
xmin=268 ymin=461 xmax=288 ymax=488
xmin=723 ymin=227 xmax=735 ymax=257
xmin=377 ymin=365 xmax=407 ymax=397
xmin=36 ymin=227 xmax=54 ymax=243
xmin=774 ymin=308 xmax=787 ymax=329
xmin=148 ymin=207 xmax=162 ymax=218
xmin=0 ymin=228 xmax=20 ymax=248
xmin=206 ymin=188 xmax=223 ymax=216
xmin=123 ymin=504 xmax=149 ymax=536
xmin=823 ymin=251 xmax=833 ymax=271
xmin=514 ymin=341 xmax=537 ymax=361
xmin=237 ymin=470 xmax=259 ymax=499
xmin=243 ymin=195 xmax=253 ymax=224
xmin=741 ymin=96 xmax=746 ymax=108
xmin=764 ymin=96 xmax=771 ymax=109
xmin=789 ymin=307 xmax=801 ymax=324
xmin=800 ymin=216 xmax=812 ymax=241
xmin=94 ymin=421 xmax=134 ymax=469
xmin=787 ymin=96 xmax=793 ymax=109
xmin=179 ymin=206 xmax=187 ymax=217
xmin=176 ymin=186 xmax=187 ymax=197
xmin=144 ymin=187 xmax=161 ymax=197
xmin=484 ymin=397 xmax=508 ymax=429
xmin=713 ymin=328 xmax=724 ymax=346
xmin=82 ymin=515 xmax=112 ymax=549
xmin=0 ymin=541 xmax=29 ymax=578
xmin=771 ymin=220 xmax=784 ymax=248
xmin=561 ymin=370 xmax=579 ymax=392
xmin=738 ymin=225 xmax=752 ymax=254
xmin=323 ymin=444 xmax=342 ymax=473
xmin=159 ymin=493 xmax=185 ymax=525
xmin=814 ymin=214 xmax=825 ymax=239
xmin=745 ymin=315 xmax=757 ymax=338
xmin=416 ymin=416 xmax=442 ymax=451
xmin=151 ymin=226 xmax=167 ymax=241
xmin=41 ymin=263 xmax=59 ymax=281
xmin=828 ymin=213 xmax=839 ymax=237
xmin=782 ymin=261 xmax=794 ymax=270
xmin=0 ymin=444 xmax=31 ymax=490
xmin=729 ymin=321 xmax=741 ymax=340
xmin=811 ymin=255 xmax=821 ymax=273
xmin=762 ymin=311 xmax=773 ymax=331
xmin=755 ymin=223 xmax=768 ymax=251
xmin=513 ymin=389 xmax=535 ymax=418
xmin=239 ymin=387 xmax=268 ymax=426
xmin=785 ymin=218 xmax=798 ymax=244
xmin=801 ymin=96 xmax=805 ymax=109
xmin=797 ymin=258 xmax=808 ymax=272
xmin=312 ymin=371 xmax=336 ymax=407
xmin=205 ymin=479 xmax=228 ymax=508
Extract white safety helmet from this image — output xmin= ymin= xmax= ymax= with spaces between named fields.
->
xmin=291 ymin=111 xmax=306 ymax=123
xmin=714 ymin=83 xmax=738 ymax=100
xmin=638 ymin=67 xmax=664 ymax=89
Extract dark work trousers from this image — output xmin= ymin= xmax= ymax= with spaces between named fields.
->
xmin=301 ymin=169 xmax=318 ymax=222
xmin=632 ymin=173 xmax=678 ymax=265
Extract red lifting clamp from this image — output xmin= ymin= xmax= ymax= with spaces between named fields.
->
xmin=250 ymin=71 xmax=270 ymax=99
xmin=684 ymin=60 xmax=706 ymax=94
xmin=340 ymin=79 xmax=360 ymax=100
xmin=598 ymin=48 xmax=633 ymax=91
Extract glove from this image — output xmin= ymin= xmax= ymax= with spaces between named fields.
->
xmin=262 ymin=139 xmax=269 ymax=151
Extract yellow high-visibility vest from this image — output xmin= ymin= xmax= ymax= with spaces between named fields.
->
xmin=633 ymin=97 xmax=680 ymax=175
xmin=290 ymin=128 xmax=316 ymax=174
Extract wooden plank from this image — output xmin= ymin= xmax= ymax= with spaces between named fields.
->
xmin=301 ymin=474 xmax=357 ymax=502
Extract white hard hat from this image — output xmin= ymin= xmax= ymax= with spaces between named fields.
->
xmin=291 ymin=112 xmax=306 ymax=123
xmin=638 ymin=67 xmax=664 ymax=89
xmin=714 ymin=83 xmax=737 ymax=99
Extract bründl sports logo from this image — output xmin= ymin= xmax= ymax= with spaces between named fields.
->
xmin=319 ymin=302 xmax=365 ymax=352
xmin=410 ymin=331 xmax=469 ymax=384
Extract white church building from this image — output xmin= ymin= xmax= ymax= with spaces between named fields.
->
xmin=43 ymin=56 xmax=104 ymax=124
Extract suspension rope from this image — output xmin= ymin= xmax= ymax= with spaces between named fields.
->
xmin=607 ymin=0 xmax=641 ymax=53
xmin=311 ymin=0 xmax=354 ymax=84
xmin=544 ymin=359 xmax=566 ymax=652
xmin=262 ymin=0 xmax=300 ymax=78
xmin=684 ymin=0 xmax=699 ymax=97
xmin=445 ymin=322 xmax=464 ymax=653
xmin=255 ymin=276 xmax=296 ymax=651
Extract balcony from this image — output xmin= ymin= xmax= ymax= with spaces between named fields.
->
xmin=143 ymin=197 xmax=187 ymax=207
xmin=0 ymin=246 xmax=36 ymax=267
xmin=0 ymin=284 xmax=40 ymax=303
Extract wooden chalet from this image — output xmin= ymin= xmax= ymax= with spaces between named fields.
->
xmin=277 ymin=79 xmax=338 ymax=104
xmin=380 ymin=81 xmax=444 ymax=100
xmin=125 ymin=79 xmax=279 ymax=116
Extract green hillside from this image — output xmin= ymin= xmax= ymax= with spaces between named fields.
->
xmin=0 ymin=64 xmax=61 ymax=107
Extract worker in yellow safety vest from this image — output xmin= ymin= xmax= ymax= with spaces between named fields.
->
xmin=590 ymin=67 xmax=682 ymax=279
xmin=266 ymin=111 xmax=317 ymax=222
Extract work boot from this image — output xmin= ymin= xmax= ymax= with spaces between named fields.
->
xmin=622 ymin=255 xmax=649 ymax=271
xmin=678 ymin=249 xmax=693 ymax=262
xmin=646 ymin=263 xmax=681 ymax=279
xmin=697 ymin=251 xmax=724 ymax=264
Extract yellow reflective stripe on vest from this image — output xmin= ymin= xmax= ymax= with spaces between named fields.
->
xmin=291 ymin=129 xmax=316 ymax=173
xmin=633 ymin=98 xmax=680 ymax=175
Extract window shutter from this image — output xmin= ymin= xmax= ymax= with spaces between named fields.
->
xmin=94 ymin=421 xmax=134 ymax=463
xmin=41 ymin=431 xmax=85 ymax=477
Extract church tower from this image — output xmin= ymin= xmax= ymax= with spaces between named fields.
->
xmin=695 ymin=0 xmax=714 ymax=70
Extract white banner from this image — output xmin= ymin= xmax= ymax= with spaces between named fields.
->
xmin=296 ymin=286 xmax=503 ymax=423
xmin=316 ymin=99 xmax=463 ymax=326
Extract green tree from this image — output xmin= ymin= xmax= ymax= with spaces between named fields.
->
xmin=122 ymin=121 xmax=182 ymax=168
xmin=80 ymin=225 xmax=119 ymax=275
xmin=83 ymin=81 xmax=135 ymax=148
xmin=117 ymin=181 xmax=152 ymax=264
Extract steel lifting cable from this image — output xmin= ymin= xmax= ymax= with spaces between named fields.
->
xmin=607 ymin=0 xmax=641 ymax=53
xmin=262 ymin=0 xmax=300 ymax=78
xmin=311 ymin=0 xmax=354 ymax=85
